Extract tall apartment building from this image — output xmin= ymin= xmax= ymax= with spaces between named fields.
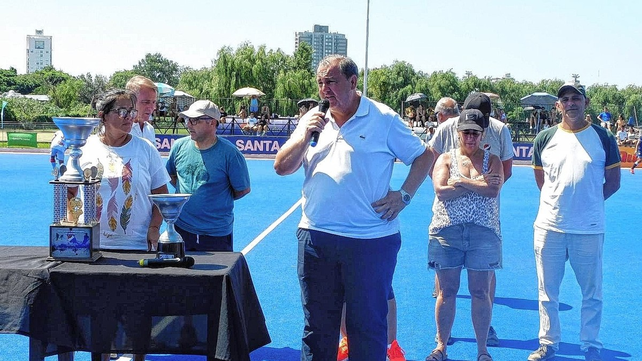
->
xmin=26 ymin=29 xmax=52 ymax=74
xmin=295 ymin=25 xmax=348 ymax=70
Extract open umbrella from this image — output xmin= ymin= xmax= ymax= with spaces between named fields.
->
xmin=297 ymin=98 xmax=319 ymax=108
xmin=155 ymin=82 xmax=175 ymax=98
xmin=232 ymin=87 xmax=265 ymax=97
xmin=406 ymin=93 xmax=427 ymax=102
xmin=520 ymin=92 xmax=557 ymax=110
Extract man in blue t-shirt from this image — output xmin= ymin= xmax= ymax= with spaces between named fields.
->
xmin=597 ymin=106 xmax=612 ymax=130
xmin=167 ymin=100 xmax=251 ymax=251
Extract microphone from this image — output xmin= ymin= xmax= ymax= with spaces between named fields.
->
xmin=139 ymin=256 xmax=195 ymax=268
xmin=310 ymin=99 xmax=330 ymax=147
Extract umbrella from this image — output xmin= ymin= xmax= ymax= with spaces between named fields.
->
xmin=405 ymin=93 xmax=427 ymax=102
xmin=232 ymin=87 xmax=265 ymax=97
xmin=520 ymin=92 xmax=557 ymax=110
xmin=155 ymin=82 xmax=175 ymax=98
xmin=297 ymin=98 xmax=319 ymax=108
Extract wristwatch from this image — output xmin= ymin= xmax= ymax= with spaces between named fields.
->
xmin=399 ymin=188 xmax=412 ymax=205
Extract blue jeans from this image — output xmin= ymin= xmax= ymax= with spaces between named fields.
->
xmin=296 ymin=228 xmax=400 ymax=361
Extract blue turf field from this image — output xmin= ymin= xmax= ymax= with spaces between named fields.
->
xmin=0 ymin=153 xmax=640 ymax=361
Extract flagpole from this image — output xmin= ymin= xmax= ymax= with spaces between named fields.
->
xmin=363 ymin=0 xmax=370 ymax=97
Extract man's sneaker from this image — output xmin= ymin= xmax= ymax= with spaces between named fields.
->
xmin=528 ymin=344 xmax=556 ymax=361
xmin=585 ymin=347 xmax=602 ymax=361
xmin=486 ymin=326 xmax=499 ymax=347
xmin=631 ymin=168 xmax=635 ymax=174
xmin=387 ymin=339 xmax=406 ymax=361
xmin=337 ymin=336 xmax=349 ymax=361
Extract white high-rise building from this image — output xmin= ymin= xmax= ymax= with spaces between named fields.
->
xmin=295 ymin=25 xmax=348 ymax=71
xmin=26 ymin=29 xmax=52 ymax=74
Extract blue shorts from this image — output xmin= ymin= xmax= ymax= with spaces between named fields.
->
xmin=428 ymin=223 xmax=502 ymax=271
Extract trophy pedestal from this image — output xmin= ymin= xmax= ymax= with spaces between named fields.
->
xmin=49 ymin=223 xmax=102 ymax=262
xmin=49 ymin=179 xmax=102 ymax=263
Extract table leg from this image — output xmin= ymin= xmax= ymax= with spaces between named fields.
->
xmin=28 ymin=337 xmax=74 ymax=361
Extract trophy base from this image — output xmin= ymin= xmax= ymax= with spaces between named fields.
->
xmin=157 ymin=241 xmax=186 ymax=260
xmin=49 ymin=223 xmax=101 ymax=262
xmin=47 ymin=251 xmax=103 ymax=263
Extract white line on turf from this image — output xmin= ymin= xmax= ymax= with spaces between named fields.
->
xmin=241 ymin=198 xmax=303 ymax=255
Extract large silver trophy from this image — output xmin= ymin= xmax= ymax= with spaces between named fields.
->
xmin=53 ymin=117 xmax=100 ymax=182
xmin=49 ymin=117 xmax=102 ymax=262
xmin=148 ymin=194 xmax=191 ymax=261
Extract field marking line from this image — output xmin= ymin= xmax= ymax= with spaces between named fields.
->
xmin=241 ymin=197 xmax=302 ymax=255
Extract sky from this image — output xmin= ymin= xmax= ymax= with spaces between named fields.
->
xmin=2 ymin=0 xmax=642 ymax=89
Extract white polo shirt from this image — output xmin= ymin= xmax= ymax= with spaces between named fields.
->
xmin=287 ymin=96 xmax=427 ymax=239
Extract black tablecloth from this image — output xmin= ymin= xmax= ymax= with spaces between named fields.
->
xmin=0 ymin=246 xmax=270 ymax=361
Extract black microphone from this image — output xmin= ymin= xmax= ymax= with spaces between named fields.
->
xmin=310 ymin=99 xmax=330 ymax=147
xmin=139 ymin=256 xmax=195 ymax=268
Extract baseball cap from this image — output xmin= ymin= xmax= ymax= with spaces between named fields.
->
xmin=463 ymin=92 xmax=491 ymax=128
xmin=457 ymin=109 xmax=485 ymax=132
xmin=557 ymin=82 xmax=586 ymax=98
xmin=179 ymin=100 xmax=221 ymax=121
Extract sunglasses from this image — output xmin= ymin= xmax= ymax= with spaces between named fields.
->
xmin=462 ymin=130 xmax=482 ymax=137
xmin=109 ymin=107 xmax=138 ymax=119
xmin=187 ymin=117 xmax=214 ymax=126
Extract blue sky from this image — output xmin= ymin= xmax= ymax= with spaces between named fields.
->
xmin=2 ymin=0 xmax=641 ymax=88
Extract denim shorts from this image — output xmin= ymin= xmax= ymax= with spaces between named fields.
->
xmin=428 ymin=223 xmax=502 ymax=271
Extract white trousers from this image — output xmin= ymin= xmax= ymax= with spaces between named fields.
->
xmin=533 ymin=227 xmax=603 ymax=352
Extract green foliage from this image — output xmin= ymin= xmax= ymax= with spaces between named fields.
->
xmin=1 ymin=97 xmax=62 ymax=128
xmin=0 ymin=67 xmax=18 ymax=93
xmin=78 ymin=73 xmax=108 ymax=105
xmin=177 ymin=67 xmax=217 ymax=101
xmin=5 ymin=42 xmax=642 ymax=129
xmin=108 ymin=70 xmax=138 ymax=89
xmin=133 ymin=53 xmax=181 ymax=86
xmin=49 ymin=78 xmax=83 ymax=109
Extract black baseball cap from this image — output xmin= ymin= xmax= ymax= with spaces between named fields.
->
xmin=557 ymin=82 xmax=586 ymax=98
xmin=457 ymin=109 xmax=485 ymax=132
xmin=463 ymin=92 xmax=491 ymax=128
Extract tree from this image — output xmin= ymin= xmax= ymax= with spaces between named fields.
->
xmin=109 ymin=70 xmax=138 ymax=89
xmin=49 ymin=78 xmax=83 ymax=109
xmin=177 ymin=67 xmax=217 ymax=101
xmin=133 ymin=53 xmax=181 ymax=86
xmin=78 ymin=73 xmax=108 ymax=105
xmin=0 ymin=67 xmax=18 ymax=93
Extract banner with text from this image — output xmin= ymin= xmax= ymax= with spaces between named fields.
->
xmin=157 ymin=134 xmax=537 ymax=161
xmin=156 ymin=134 xmax=289 ymax=154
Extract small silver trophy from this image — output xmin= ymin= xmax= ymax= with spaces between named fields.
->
xmin=148 ymin=194 xmax=191 ymax=260
xmin=49 ymin=117 xmax=102 ymax=262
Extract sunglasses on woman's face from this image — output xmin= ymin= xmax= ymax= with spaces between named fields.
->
xmin=462 ymin=130 xmax=482 ymax=138
xmin=109 ymin=107 xmax=138 ymax=119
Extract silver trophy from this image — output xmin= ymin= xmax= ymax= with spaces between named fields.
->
xmin=52 ymin=117 xmax=100 ymax=183
xmin=149 ymin=194 xmax=191 ymax=259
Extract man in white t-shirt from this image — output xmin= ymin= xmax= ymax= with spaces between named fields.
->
xmin=126 ymin=75 xmax=158 ymax=147
xmin=528 ymin=83 xmax=620 ymax=361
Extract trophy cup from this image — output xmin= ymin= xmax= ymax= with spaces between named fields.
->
xmin=53 ymin=117 xmax=100 ymax=182
xmin=148 ymin=194 xmax=191 ymax=262
xmin=49 ymin=117 xmax=102 ymax=262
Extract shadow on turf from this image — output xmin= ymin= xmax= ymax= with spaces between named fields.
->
xmin=145 ymin=346 xmax=300 ymax=360
xmin=457 ymin=294 xmax=573 ymax=311
xmin=445 ymin=337 xmax=631 ymax=361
